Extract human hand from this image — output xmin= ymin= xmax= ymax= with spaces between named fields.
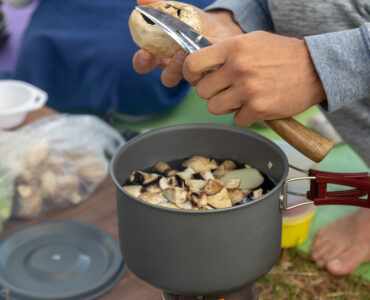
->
xmin=133 ymin=0 xmax=243 ymax=87
xmin=183 ymin=31 xmax=326 ymax=126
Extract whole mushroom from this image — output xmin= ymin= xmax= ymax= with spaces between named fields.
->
xmin=129 ymin=1 xmax=202 ymax=58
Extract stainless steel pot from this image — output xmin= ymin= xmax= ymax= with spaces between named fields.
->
xmin=110 ymin=124 xmax=369 ymax=296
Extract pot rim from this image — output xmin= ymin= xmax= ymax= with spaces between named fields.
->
xmin=110 ymin=123 xmax=289 ymax=214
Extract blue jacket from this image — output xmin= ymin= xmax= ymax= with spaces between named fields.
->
xmin=12 ymin=0 xmax=213 ymax=115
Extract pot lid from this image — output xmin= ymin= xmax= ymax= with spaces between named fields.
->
xmin=0 ymin=221 xmax=125 ymax=300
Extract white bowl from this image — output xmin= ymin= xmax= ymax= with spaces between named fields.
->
xmin=0 ymin=80 xmax=48 ymax=129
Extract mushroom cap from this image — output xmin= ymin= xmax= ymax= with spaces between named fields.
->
xmin=207 ymin=187 xmax=232 ymax=209
xmin=203 ymin=179 xmax=224 ymax=196
xmin=228 ymin=189 xmax=244 ymax=205
xmin=182 ymin=156 xmax=218 ymax=173
xmin=129 ymin=1 xmax=202 ymax=58
xmin=153 ymin=161 xmax=171 ymax=174
xmin=163 ymin=187 xmax=188 ymax=204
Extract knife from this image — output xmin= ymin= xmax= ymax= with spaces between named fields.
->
xmin=136 ymin=6 xmax=212 ymax=54
xmin=135 ymin=6 xmax=334 ymax=163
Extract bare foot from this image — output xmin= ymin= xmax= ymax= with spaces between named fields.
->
xmin=311 ymin=208 xmax=370 ymax=275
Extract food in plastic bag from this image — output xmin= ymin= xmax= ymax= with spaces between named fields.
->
xmin=0 ymin=114 xmax=124 ymax=220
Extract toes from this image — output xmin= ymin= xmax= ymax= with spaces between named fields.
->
xmin=311 ymin=241 xmax=332 ymax=262
xmin=324 ymin=241 xmax=354 ymax=263
xmin=312 ymin=227 xmax=331 ymax=249
xmin=326 ymin=248 xmax=362 ymax=276
xmin=315 ymin=226 xmax=330 ymax=238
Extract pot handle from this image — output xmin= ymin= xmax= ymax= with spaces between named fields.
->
xmin=281 ymin=167 xmax=370 ymax=209
xmin=265 ymin=118 xmax=335 ymax=163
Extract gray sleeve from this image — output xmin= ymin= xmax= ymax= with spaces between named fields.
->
xmin=205 ymin=0 xmax=273 ymax=32
xmin=304 ymin=23 xmax=370 ymax=112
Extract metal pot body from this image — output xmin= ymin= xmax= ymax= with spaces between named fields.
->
xmin=110 ymin=124 xmax=289 ymax=295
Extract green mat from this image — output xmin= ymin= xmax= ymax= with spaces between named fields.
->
xmin=114 ymin=88 xmax=370 ymax=280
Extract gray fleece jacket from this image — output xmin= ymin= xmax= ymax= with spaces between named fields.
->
xmin=207 ymin=0 xmax=370 ymax=166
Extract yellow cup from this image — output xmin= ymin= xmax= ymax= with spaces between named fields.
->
xmin=281 ymin=205 xmax=316 ymax=248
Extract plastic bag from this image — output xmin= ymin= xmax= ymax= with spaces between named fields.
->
xmin=0 ymin=114 xmax=124 ymax=221
xmin=0 ymin=167 xmax=12 ymax=234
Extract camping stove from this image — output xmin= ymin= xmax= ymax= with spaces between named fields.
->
xmin=161 ymin=284 xmax=258 ymax=300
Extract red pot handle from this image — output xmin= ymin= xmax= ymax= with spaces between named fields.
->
xmin=307 ymin=169 xmax=370 ymax=208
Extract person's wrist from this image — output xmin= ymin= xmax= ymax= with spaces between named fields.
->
xmin=208 ymin=10 xmax=243 ymax=35
xmin=198 ymin=9 xmax=243 ymax=38
xmin=301 ymin=40 xmax=327 ymax=105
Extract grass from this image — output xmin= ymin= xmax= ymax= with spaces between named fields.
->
xmin=257 ymin=249 xmax=370 ymax=300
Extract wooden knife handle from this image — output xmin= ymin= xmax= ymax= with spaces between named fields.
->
xmin=264 ymin=117 xmax=335 ymax=163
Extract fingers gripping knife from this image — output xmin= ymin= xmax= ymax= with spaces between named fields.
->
xmin=136 ymin=6 xmax=335 ymax=162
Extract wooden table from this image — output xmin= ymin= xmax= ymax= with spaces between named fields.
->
xmin=1 ymin=108 xmax=162 ymax=300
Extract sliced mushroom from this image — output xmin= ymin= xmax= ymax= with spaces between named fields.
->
xmin=139 ymin=192 xmax=167 ymax=205
xmin=197 ymin=192 xmax=208 ymax=208
xmin=202 ymin=205 xmax=215 ymax=210
xmin=177 ymin=201 xmax=193 ymax=210
xmin=25 ymin=140 xmax=49 ymax=168
xmin=129 ymin=170 xmax=145 ymax=184
xmin=191 ymin=204 xmax=200 ymax=211
xmin=13 ymin=185 xmax=43 ymax=218
xmin=207 ymin=187 xmax=232 ymax=208
xmin=175 ymin=173 xmax=189 ymax=188
xmin=176 ymin=171 xmax=192 ymax=180
xmin=183 ymin=167 xmax=195 ymax=176
xmin=213 ymin=160 xmax=236 ymax=178
xmin=41 ymin=170 xmax=58 ymax=198
xmin=19 ymin=168 xmax=33 ymax=183
xmin=57 ymin=175 xmax=79 ymax=195
xmin=70 ymin=192 xmax=83 ymax=205
xmin=189 ymin=191 xmax=200 ymax=204
xmin=220 ymin=168 xmax=264 ymax=190
xmin=252 ymin=188 xmax=263 ymax=199
xmin=182 ymin=156 xmax=218 ymax=173
xmin=186 ymin=179 xmax=207 ymax=192
xmin=222 ymin=160 xmax=237 ymax=170
xmin=224 ymin=179 xmax=241 ymax=190
xmin=17 ymin=184 xmax=32 ymax=198
xmin=160 ymin=176 xmax=179 ymax=190
xmin=228 ymin=189 xmax=244 ymax=205
xmin=145 ymin=183 xmax=162 ymax=193
xmin=153 ymin=162 xmax=177 ymax=177
xmin=204 ymin=179 xmax=224 ymax=195
xmin=163 ymin=187 xmax=187 ymax=204
xmin=212 ymin=165 xmax=227 ymax=179
xmin=166 ymin=169 xmax=178 ymax=177
xmin=242 ymin=189 xmax=252 ymax=198
xmin=157 ymin=202 xmax=181 ymax=209
xmin=129 ymin=171 xmax=161 ymax=186
xmin=189 ymin=191 xmax=208 ymax=207
xmin=153 ymin=162 xmax=171 ymax=174
xmin=199 ymin=171 xmax=215 ymax=181
xmin=159 ymin=177 xmax=170 ymax=190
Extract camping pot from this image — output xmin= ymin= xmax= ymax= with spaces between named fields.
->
xmin=110 ymin=124 xmax=369 ymax=296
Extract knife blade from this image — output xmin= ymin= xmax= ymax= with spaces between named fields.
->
xmin=135 ymin=6 xmax=212 ymax=53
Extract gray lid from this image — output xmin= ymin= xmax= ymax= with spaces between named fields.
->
xmin=0 ymin=221 xmax=125 ymax=300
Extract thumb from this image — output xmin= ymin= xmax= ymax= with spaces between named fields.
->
xmin=137 ymin=0 xmax=160 ymax=5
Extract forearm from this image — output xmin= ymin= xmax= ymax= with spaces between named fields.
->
xmin=305 ymin=23 xmax=370 ymax=112
xmin=200 ymin=9 xmax=243 ymax=37
xmin=205 ymin=0 xmax=273 ymax=33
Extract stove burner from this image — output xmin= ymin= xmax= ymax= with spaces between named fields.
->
xmin=161 ymin=284 xmax=258 ymax=300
